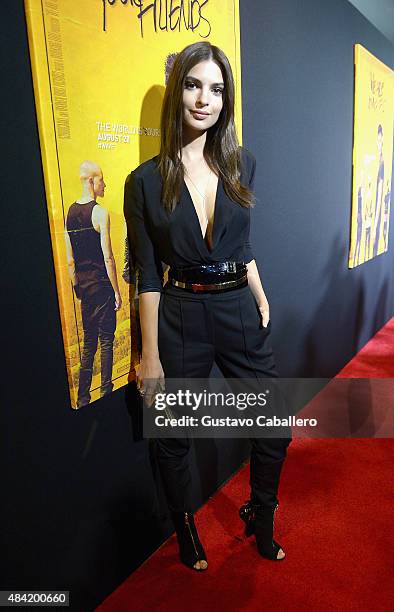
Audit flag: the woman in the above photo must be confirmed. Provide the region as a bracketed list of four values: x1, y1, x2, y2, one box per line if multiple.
[124, 41, 291, 571]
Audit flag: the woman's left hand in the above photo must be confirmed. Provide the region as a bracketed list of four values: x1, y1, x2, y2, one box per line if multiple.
[246, 260, 270, 328]
[258, 301, 270, 328]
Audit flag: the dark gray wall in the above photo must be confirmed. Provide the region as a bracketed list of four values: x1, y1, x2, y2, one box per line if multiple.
[241, 0, 394, 377]
[1, 1, 393, 611]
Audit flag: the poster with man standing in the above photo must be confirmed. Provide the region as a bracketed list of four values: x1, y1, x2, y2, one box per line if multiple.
[349, 44, 394, 268]
[24, 0, 243, 408]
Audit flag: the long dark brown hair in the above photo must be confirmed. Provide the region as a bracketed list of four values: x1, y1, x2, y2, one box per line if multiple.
[158, 41, 254, 212]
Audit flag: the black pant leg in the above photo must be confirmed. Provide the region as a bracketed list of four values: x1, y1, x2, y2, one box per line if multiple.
[213, 286, 291, 508]
[98, 293, 116, 396]
[154, 291, 214, 513]
[78, 299, 99, 407]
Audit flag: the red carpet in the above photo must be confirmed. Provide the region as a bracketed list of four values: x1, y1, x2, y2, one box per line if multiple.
[97, 318, 394, 611]
[295, 318, 394, 437]
[338, 317, 394, 377]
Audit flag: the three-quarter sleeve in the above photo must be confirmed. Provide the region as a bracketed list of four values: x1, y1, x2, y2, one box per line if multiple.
[244, 150, 256, 264]
[124, 171, 163, 294]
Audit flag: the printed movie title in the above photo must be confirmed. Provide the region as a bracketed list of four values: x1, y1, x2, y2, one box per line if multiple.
[101, 0, 211, 38]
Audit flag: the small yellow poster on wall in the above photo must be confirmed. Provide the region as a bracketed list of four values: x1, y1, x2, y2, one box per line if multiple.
[24, 0, 242, 409]
[349, 44, 394, 268]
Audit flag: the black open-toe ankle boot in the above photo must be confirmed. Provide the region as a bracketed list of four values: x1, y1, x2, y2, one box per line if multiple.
[239, 499, 257, 536]
[239, 501, 284, 561]
[254, 504, 284, 560]
[171, 511, 208, 571]
[243, 451, 289, 561]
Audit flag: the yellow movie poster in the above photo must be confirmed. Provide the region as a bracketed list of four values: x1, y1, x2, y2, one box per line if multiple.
[24, 0, 242, 409]
[349, 44, 394, 268]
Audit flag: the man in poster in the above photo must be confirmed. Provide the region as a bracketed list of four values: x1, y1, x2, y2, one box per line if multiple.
[372, 124, 385, 257]
[383, 180, 391, 251]
[353, 185, 363, 266]
[364, 176, 373, 260]
[65, 161, 122, 407]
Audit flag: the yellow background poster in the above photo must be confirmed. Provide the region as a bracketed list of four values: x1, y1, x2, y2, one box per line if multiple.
[25, 0, 242, 409]
[349, 44, 394, 268]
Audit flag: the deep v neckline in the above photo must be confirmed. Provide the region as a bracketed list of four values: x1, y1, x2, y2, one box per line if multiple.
[183, 174, 220, 252]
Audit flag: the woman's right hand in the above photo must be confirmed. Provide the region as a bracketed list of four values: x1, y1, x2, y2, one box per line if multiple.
[135, 291, 163, 406]
[136, 354, 165, 407]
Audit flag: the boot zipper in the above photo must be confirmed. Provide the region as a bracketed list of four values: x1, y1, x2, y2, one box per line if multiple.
[273, 503, 279, 528]
[184, 512, 199, 559]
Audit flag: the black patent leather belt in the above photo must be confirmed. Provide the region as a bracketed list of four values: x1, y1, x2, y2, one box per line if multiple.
[168, 261, 248, 293]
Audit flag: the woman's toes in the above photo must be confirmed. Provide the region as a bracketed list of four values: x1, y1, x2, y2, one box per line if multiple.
[277, 548, 285, 560]
[194, 559, 208, 570]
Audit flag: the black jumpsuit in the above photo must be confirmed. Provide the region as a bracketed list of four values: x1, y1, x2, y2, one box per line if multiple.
[124, 147, 291, 514]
